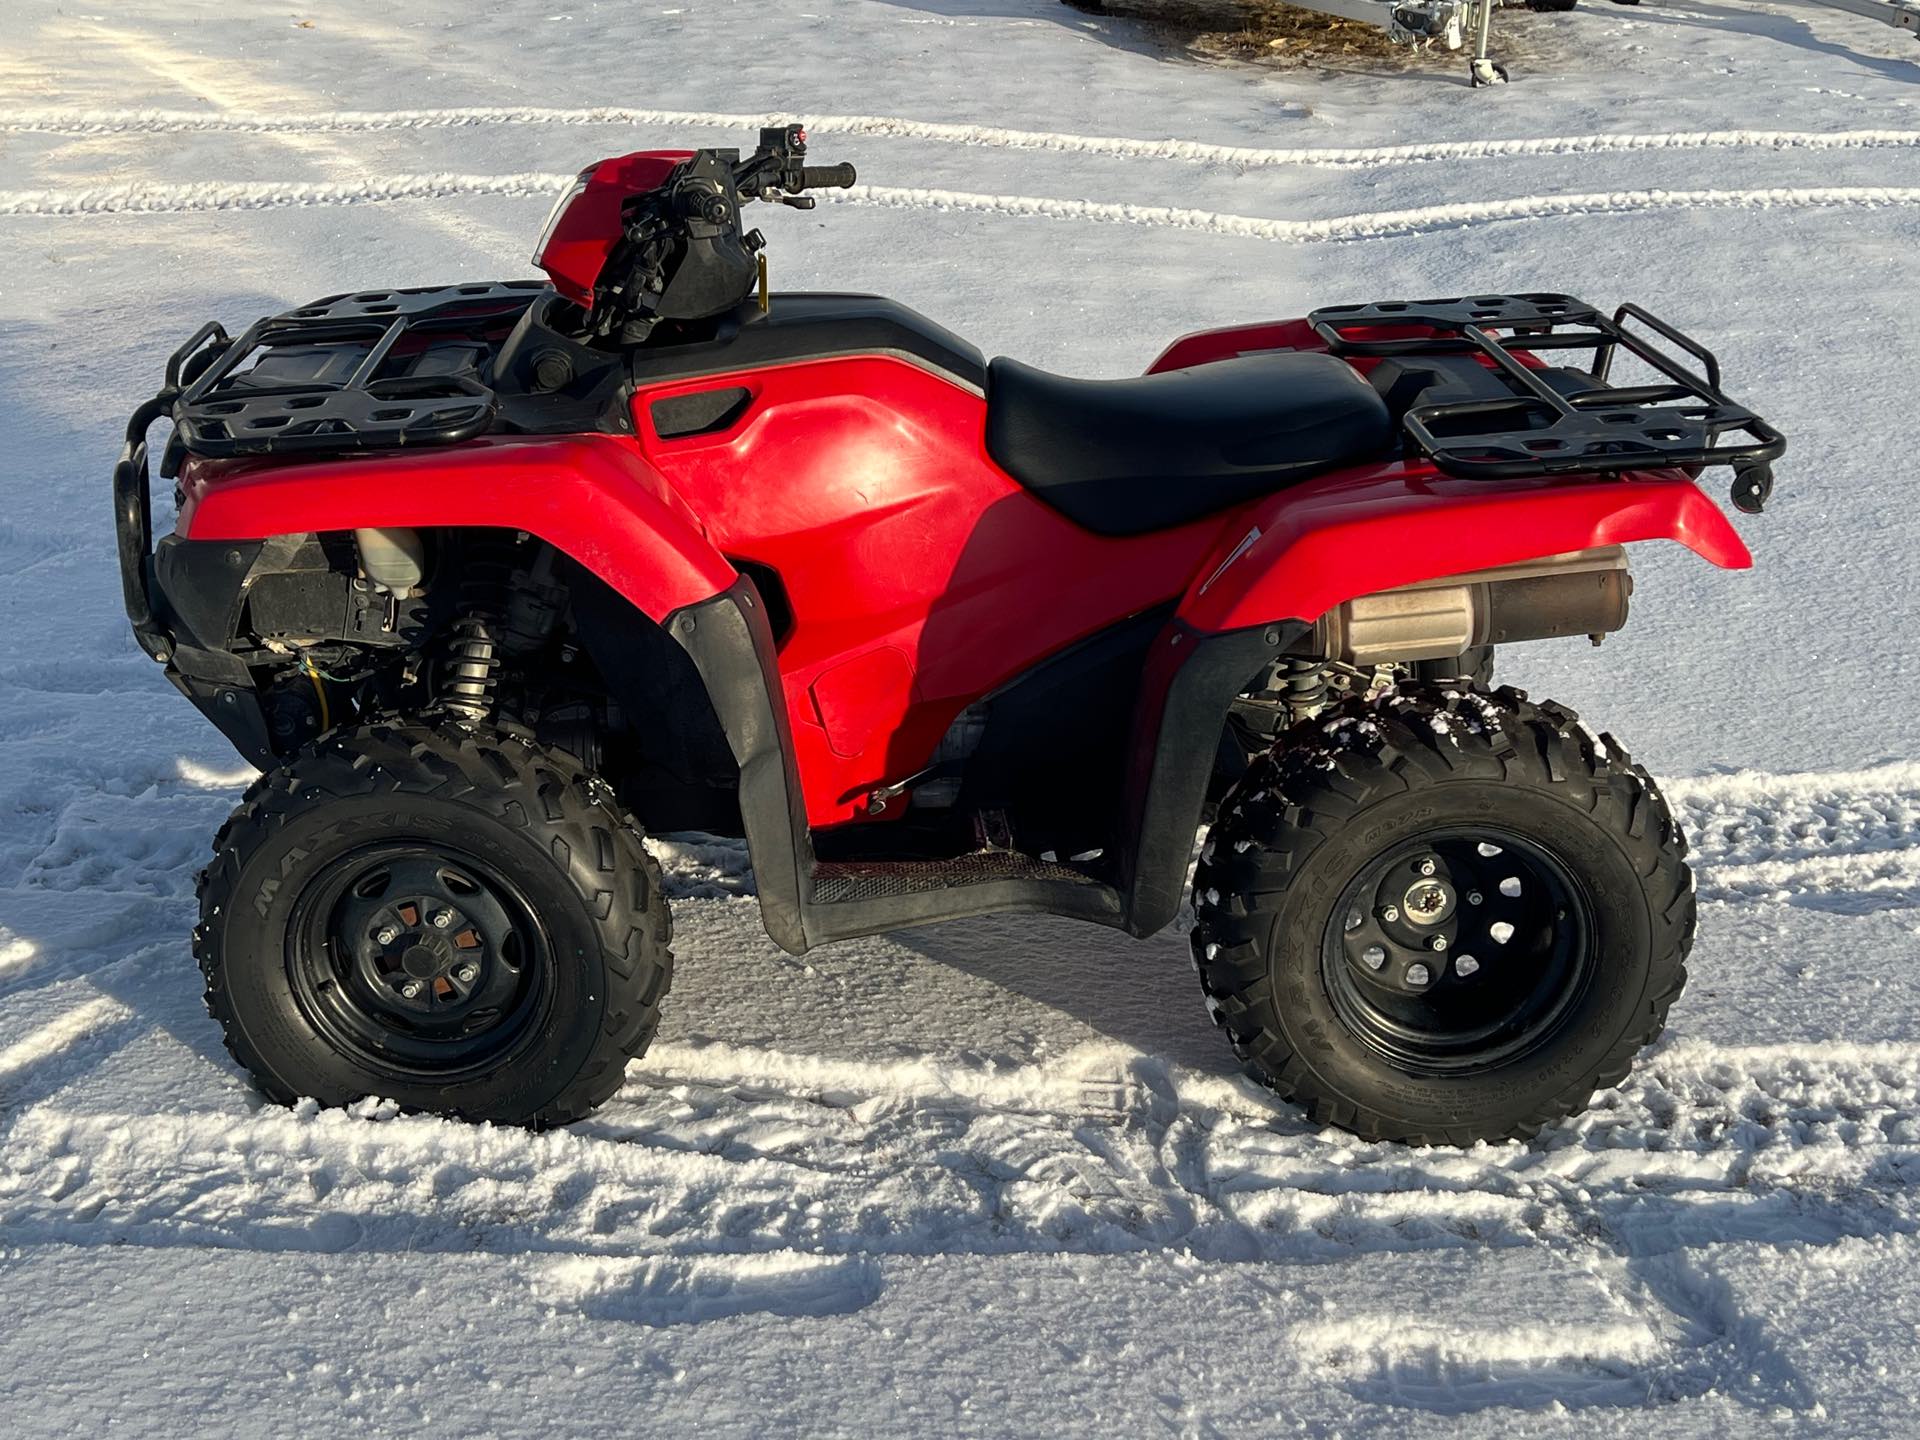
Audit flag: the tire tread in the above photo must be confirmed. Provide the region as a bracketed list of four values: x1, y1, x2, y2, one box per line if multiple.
[195, 722, 674, 1128]
[1191, 683, 1693, 1145]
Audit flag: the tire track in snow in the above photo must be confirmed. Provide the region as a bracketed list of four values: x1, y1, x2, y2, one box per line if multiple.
[64, 22, 527, 265]
[4, 1038, 1915, 1273]
[0, 171, 573, 216]
[646, 761, 1920, 911]
[7, 173, 1920, 244]
[1699, 848, 1920, 910]
[9, 105, 1920, 171]
[1667, 760, 1920, 910]
[0, 996, 130, 1087]
[845, 182, 1920, 242]
[6, 766, 1916, 1399]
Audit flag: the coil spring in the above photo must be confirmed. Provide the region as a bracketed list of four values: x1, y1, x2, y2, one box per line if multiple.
[443, 614, 500, 722]
[1276, 656, 1329, 726]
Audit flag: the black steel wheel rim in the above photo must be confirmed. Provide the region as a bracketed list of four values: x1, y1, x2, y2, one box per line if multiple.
[1318, 826, 1596, 1077]
[286, 842, 556, 1079]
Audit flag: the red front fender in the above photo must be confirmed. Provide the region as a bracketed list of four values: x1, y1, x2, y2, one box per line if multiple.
[180, 433, 735, 621]
[1177, 463, 1751, 635]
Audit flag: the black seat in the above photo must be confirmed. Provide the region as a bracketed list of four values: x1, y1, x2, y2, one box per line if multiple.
[985, 351, 1394, 536]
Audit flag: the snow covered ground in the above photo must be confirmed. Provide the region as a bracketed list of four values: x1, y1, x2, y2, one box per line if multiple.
[4, 0, 1920, 1434]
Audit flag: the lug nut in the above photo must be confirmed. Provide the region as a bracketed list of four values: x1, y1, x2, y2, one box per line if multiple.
[1430, 935, 1448, 951]
[1382, 906, 1400, 923]
[1406, 963, 1431, 987]
[1418, 858, 1437, 877]
[399, 980, 422, 999]
[375, 926, 400, 946]
[455, 964, 478, 985]
[432, 910, 455, 929]
[1467, 892, 1483, 906]
[1455, 955, 1480, 977]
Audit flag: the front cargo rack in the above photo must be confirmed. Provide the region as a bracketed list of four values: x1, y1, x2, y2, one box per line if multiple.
[166, 281, 549, 460]
[1308, 294, 1784, 513]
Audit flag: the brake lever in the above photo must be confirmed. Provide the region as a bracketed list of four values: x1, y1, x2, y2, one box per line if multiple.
[774, 194, 816, 210]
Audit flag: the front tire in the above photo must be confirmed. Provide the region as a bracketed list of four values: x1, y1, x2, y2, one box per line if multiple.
[196, 723, 672, 1127]
[1191, 685, 1691, 1145]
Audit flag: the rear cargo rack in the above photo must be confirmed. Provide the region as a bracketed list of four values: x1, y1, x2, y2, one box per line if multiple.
[1308, 294, 1784, 513]
[168, 281, 548, 460]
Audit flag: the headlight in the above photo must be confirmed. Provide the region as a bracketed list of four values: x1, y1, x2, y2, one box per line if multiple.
[530, 170, 595, 267]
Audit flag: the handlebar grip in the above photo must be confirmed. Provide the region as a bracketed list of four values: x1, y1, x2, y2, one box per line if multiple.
[800, 163, 857, 190]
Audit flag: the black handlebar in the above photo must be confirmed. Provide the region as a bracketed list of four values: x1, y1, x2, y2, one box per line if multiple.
[594, 126, 851, 338]
[799, 163, 857, 190]
[730, 126, 856, 202]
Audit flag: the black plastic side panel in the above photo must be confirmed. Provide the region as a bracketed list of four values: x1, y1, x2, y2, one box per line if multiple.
[664, 579, 813, 955]
[1120, 619, 1308, 937]
[154, 534, 266, 652]
[489, 299, 637, 437]
[632, 294, 987, 393]
[561, 559, 740, 829]
[663, 577, 1131, 950]
[952, 604, 1172, 858]
[801, 615, 1297, 945]
[145, 534, 277, 768]
[650, 386, 752, 439]
[803, 870, 1124, 946]
[661, 577, 1309, 950]
[169, 669, 276, 771]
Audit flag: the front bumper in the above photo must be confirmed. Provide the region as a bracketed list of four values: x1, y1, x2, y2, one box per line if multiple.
[112, 390, 178, 663]
[113, 324, 277, 769]
[113, 319, 235, 661]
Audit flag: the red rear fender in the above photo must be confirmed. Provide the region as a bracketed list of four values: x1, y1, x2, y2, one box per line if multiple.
[180, 434, 735, 621]
[1146, 317, 1323, 373]
[1147, 320, 1752, 632]
[1178, 465, 1751, 635]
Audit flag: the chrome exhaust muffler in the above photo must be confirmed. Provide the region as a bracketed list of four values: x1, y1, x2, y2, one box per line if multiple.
[1315, 546, 1632, 665]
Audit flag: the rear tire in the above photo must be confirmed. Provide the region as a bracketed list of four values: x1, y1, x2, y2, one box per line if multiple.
[196, 723, 672, 1127]
[1191, 684, 1691, 1145]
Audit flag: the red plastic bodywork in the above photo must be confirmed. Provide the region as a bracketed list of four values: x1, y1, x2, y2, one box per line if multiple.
[1145, 317, 1750, 628]
[632, 356, 1220, 823]
[178, 309, 1751, 831]
[534, 150, 692, 309]
[1177, 462, 1749, 635]
[181, 435, 736, 619]
[1149, 318, 1325, 372]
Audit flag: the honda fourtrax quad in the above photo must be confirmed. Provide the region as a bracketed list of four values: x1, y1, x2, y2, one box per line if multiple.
[115, 125, 1782, 1143]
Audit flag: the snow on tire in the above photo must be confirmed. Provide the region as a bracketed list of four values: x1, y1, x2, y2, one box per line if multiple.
[195, 723, 673, 1128]
[1191, 684, 1693, 1146]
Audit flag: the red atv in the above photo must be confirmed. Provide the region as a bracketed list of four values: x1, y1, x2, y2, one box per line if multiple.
[115, 125, 1781, 1143]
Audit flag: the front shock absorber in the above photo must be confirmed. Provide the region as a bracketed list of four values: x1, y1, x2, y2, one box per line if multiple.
[443, 615, 500, 722]
[1275, 656, 1329, 726]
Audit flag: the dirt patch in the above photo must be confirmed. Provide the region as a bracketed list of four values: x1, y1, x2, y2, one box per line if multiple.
[1062, 0, 1571, 75]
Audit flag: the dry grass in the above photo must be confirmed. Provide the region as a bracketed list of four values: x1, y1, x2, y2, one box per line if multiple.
[1061, 0, 1569, 74]
[1066, 0, 1413, 66]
